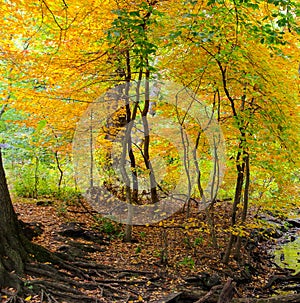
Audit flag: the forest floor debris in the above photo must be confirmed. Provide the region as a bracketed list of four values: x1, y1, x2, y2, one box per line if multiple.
[1, 197, 299, 303]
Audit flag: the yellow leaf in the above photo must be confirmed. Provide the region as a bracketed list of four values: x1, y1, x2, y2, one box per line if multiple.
[158, 222, 163, 226]
[25, 296, 32, 301]
[138, 295, 143, 301]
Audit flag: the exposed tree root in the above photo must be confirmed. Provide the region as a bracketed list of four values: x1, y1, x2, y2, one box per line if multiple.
[264, 271, 300, 289]
[4, 254, 158, 303]
[1, 214, 161, 303]
[6, 296, 25, 303]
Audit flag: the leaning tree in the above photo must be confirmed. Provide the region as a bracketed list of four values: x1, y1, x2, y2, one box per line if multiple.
[0, 148, 52, 290]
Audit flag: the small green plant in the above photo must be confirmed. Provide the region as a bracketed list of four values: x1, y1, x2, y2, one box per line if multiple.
[194, 236, 204, 246]
[101, 219, 117, 234]
[283, 221, 293, 231]
[135, 245, 142, 254]
[140, 231, 146, 238]
[183, 237, 191, 247]
[95, 216, 122, 237]
[57, 202, 67, 216]
[24, 281, 33, 290]
[178, 256, 195, 269]
[153, 249, 161, 258]
[55, 188, 82, 204]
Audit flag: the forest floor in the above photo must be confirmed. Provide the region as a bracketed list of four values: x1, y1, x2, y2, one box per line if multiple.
[2, 196, 299, 303]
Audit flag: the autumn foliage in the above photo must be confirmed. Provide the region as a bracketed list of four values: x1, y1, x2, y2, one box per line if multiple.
[0, 0, 299, 270]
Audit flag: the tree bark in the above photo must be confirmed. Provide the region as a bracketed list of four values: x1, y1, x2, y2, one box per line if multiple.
[0, 149, 49, 290]
[0, 148, 28, 288]
[217, 278, 236, 303]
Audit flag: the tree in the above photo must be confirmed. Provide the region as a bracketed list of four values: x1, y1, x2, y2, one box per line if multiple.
[161, 0, 300, 261]
[0, 0, 96, 292]
[0, 144, 53, 290]
[0, 147, 26, 288]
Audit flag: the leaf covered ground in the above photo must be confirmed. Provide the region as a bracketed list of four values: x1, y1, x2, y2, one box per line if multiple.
[2, 197, 298, 303]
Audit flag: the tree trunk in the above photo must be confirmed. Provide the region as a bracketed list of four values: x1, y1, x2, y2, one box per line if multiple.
[0, 149, 28, 288]
[0, 149, 50, 290]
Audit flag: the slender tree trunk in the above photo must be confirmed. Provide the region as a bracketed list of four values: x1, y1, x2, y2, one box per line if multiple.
[180, 125, 192, 216]
[55, 151, 63, 193]
[194, 132, 204, 199]
[223, 151, 245, 264]
[34, 155, 39, 198]
[234, 153, 250, 260]
[89, 109, 94, 189]
[122, 102, 134, 242]
[122, 51, 135, 241]
[142, 66, 158, 204]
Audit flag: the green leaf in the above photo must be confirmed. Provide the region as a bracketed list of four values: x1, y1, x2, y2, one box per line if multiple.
[36, 120, 47, 132]
[207, 0, 216, 5]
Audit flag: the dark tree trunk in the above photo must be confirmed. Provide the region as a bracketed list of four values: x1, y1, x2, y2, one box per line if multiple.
[0, 149, 49, 290]
[0, 149, 28, 289]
